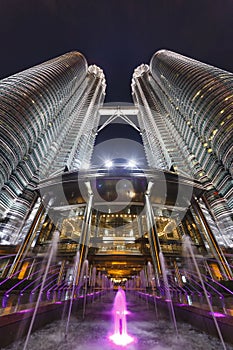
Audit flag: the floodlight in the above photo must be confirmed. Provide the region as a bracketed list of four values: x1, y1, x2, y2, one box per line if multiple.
[105, 160, 113, 168]
[127, 160, 136, 167]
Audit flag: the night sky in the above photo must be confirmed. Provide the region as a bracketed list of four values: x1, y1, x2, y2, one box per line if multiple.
[1, 0, 233, 103]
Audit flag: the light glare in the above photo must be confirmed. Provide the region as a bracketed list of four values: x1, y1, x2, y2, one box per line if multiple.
[128, 160, 136, 167]
[109, 333, 134, 346]
[105, 160, 113, 168]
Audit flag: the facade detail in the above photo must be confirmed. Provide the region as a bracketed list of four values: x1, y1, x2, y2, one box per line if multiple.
[0, 52, 106, 244]
[0, 50, 233, 337]
[132, 50, 233, 247]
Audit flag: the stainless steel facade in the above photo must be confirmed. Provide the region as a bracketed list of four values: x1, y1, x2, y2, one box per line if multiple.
[0, 50, 233, 295]
[132, 50, 233, 247]
[0, 52, 106, 244]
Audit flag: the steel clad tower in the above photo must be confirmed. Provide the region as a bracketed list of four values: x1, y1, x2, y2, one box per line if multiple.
[0, 52, 106, 244]
[132, 49, 233, 247]
[1, 49, 233, 295]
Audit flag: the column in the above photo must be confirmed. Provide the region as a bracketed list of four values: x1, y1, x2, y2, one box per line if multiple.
[192, 199, 233, 280]
[57, 260, 66, 285]
[145, 194, 162, 285]
[75, 192, 93, 285]
[173, 260, 183, 287]
[7, 202, 46, 277]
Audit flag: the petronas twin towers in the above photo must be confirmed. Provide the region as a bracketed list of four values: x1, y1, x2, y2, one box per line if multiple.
[132, 50, 233, 246]
[0, 52, 105, 243]
[0, 49, 232, 255]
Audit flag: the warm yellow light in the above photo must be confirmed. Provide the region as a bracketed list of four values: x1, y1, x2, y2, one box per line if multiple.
[111, 262, 127, 265]
[192, 90, 201, 100]
[128, 191, 135, 198]
[224, 94, 233, 101]
[18, 262, 29, 280]
[209, 263, 222, 279]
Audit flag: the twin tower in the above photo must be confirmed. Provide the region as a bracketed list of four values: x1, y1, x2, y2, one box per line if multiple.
[0, 49, 232, 253]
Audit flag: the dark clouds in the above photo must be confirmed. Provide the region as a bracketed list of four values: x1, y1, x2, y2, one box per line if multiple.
[1, 0, 233, 102]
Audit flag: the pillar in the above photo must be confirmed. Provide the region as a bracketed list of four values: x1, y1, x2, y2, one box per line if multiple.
[7, 202, 46, 277]
[75, 192, 93, 285]
[145, 194, 162, 285]
[192, 199, 233, 280]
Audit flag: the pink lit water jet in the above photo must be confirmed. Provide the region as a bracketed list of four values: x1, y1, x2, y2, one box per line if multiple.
[109, 288, 135, 346]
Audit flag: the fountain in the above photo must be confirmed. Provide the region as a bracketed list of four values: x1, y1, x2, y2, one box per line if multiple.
[22, 230, 59, 350]
[183, 235, 227, 350]
[109, 288, 135, 346]
[80, 260, 89, 320]
[147, 261, 159, 320]
[1, 282, 233, 349]
[159, 251, 178, 336]
[88, 266, 96, 302]
[64, 250, 80, 338]
[1, 241, 233, 349]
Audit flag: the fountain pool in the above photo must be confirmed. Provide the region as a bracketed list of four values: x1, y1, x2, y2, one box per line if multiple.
[2, 293, 233, 350]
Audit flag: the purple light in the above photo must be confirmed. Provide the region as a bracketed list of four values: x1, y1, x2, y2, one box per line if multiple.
[109, 288, 135, 347]
[109, 333, 135, 346]
[209, 312, 226, 318]
[18, 308, 34, 313]
[113, 310, 130, 316]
